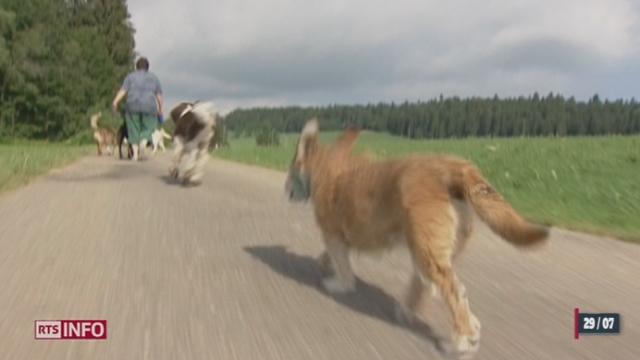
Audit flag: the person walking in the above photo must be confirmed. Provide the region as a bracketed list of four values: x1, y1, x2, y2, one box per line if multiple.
[112, 57, 164, 161]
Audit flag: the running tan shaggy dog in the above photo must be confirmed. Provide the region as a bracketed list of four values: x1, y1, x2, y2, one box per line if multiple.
[90, 112, 117, 156]
[285, 119, 549, 359]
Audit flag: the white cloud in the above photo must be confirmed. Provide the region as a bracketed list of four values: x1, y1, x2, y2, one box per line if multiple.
[127, 0, 640, 113]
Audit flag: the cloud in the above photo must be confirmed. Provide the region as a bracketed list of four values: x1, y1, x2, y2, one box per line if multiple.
[128, 0, 640, 113]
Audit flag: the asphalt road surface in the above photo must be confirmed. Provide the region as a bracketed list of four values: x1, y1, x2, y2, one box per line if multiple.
[0, 153, 638, 359]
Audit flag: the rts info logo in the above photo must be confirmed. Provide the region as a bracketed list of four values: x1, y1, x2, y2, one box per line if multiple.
[34, 320, 107, 340]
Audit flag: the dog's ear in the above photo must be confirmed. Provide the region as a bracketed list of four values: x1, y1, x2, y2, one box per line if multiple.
[334, 125, 360, 153]
[170, 102, 192, 122]
[296, 118, 319, 162]
[301, 118, 319, 137]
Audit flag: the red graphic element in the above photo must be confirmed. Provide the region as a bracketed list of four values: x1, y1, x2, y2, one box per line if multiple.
[34, 320, 107, 340]
[574, 308, 580, 340]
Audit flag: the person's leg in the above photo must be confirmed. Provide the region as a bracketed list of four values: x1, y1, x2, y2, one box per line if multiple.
[139, 114, 158, 156]
[124, 113, 142, 161]
[139, 139, 147, 159]
[139, 114, 157, 156]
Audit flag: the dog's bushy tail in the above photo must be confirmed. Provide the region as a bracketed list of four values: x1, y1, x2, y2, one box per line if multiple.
[90, 113, 101, 130]
[161, 129, 172, 139]
[453, 164, 549, 247]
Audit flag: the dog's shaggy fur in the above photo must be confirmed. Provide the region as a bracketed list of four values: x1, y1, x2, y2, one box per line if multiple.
[90, 113, 117, 156]
[168, 101, 216, 185]
[285, 119, 549, 358]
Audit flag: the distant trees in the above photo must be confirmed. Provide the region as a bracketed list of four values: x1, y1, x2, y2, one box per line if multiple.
[210, 117, 230, 149]
[255, 126, 280, 146]
[225, 93, 640, 138]
[0, 0, 135, 140]
[2, 1, 639, 142]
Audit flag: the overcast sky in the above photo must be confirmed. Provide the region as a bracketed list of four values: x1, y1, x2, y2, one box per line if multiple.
[128, 0, 640, 114]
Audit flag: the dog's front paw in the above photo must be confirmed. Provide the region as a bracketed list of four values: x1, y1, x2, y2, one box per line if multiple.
[322, 276, 355, 294]
[183, 178, 202, 187]
[189, 172, 204, 185]
[451, 333, 480, 360]
[450, 319, 481, 360]
[469, 313, 481, 336]
[316, 252, 333, 274]
[169, 167, 179, 179]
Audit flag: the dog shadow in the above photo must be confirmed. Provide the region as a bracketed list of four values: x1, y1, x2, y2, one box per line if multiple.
[158, 175, 201, 188]
[159, 174, 179, 185]
[244, 245, 448, 353]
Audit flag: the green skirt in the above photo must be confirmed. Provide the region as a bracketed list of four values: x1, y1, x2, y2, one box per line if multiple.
[124, 112, 157, 144]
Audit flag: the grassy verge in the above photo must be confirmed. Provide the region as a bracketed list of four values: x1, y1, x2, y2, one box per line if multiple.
[216, 132, 640, 241]
[0, 142, 93, 194]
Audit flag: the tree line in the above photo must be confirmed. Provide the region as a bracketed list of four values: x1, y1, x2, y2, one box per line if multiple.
[2, 0, 639, 142]
[0, 0, 135, 140]
[225, 93, 640, 138]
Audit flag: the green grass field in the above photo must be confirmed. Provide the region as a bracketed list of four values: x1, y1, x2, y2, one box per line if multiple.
[0, 143, 93, 194]
[216, 132, 640, 241]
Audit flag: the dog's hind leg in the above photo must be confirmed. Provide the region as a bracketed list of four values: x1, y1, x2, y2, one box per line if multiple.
[395, 271, 434, 324]
[118, 139, 124, 159]
[117, 128, 124, 159]
[321, 234, 356, 294]
[453, 199, 474, 258]
[169, 138, 184, 179]
[407, 202, 480, 358]
[188, 146, 209, 185]
[94, 132, 103, 156]
[179, 148, 198, 184]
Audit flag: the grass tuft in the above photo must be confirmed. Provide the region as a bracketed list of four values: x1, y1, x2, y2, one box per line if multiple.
[0, 142, 93, 194]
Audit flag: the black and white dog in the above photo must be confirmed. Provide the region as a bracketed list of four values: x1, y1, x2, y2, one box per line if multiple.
[168, 101, 216, 185]
[116, 121, 133, 159]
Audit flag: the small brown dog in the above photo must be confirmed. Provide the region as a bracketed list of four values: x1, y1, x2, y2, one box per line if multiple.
[168, 101, 216, 185]
[90, 113, 116, 156]
[285, 119, 549, 359]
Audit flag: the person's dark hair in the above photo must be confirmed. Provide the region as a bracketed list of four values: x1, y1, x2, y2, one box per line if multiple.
[135, 57, 149, 71]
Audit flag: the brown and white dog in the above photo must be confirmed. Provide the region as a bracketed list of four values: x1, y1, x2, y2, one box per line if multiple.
[285, 119, 549, 359]
[90, 113, 117, 156]
[168, 101, 216, 185]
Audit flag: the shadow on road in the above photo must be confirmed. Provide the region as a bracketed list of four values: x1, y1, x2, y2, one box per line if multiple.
[157, 175, 203, 188]
[48, 162, 148, 182]
[159, 175, 178, 185]
[244, 245, 448, 353]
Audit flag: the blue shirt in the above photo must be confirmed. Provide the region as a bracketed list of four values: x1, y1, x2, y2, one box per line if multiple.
[121, 70, 162, 115]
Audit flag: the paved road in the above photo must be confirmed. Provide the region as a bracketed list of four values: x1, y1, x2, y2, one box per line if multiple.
[0, 153, 638, 359]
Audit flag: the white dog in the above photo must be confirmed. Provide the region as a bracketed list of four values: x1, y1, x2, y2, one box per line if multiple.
[151, 128, 172, 153]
